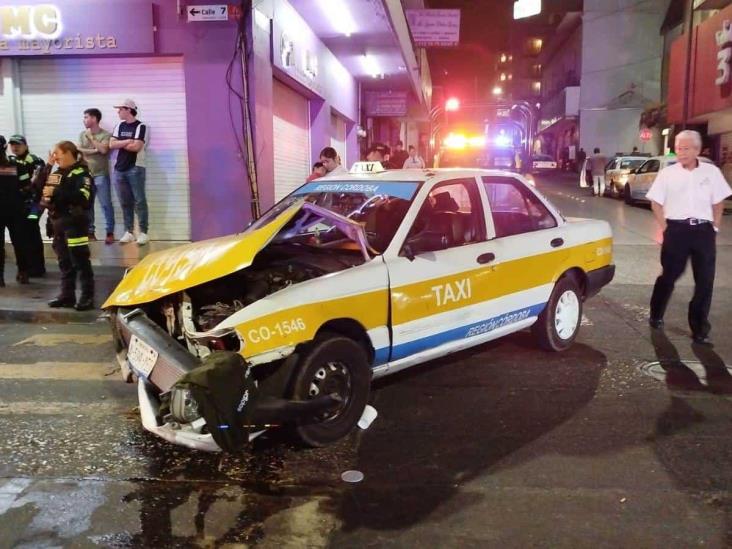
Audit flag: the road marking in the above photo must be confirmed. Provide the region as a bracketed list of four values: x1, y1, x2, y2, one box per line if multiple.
[0, 401, 128, 415]
[0, 478, 32, 515]
[12, 334, 112, 347]
[0, 362, 118, 380]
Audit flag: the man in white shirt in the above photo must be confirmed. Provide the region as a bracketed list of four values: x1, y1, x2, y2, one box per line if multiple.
[646, 130, 732, 345]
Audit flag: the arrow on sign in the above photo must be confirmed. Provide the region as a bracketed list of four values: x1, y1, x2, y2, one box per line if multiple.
[190, 8, 200, 15]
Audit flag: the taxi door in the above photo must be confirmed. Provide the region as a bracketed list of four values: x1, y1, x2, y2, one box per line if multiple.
[384, 176, 528, 373]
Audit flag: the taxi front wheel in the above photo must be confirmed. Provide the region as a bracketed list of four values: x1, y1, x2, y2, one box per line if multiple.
[290, 335, 371, 447]
[533, 276, 582, 352]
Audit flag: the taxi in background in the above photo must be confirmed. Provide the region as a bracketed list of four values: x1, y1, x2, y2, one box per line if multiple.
[624, 154, 713, 205]
[104, 162, 615, 453]
[604, 155, 648, 198]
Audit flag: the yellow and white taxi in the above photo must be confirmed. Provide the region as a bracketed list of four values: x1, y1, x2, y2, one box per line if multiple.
[104, 163, 615, 452]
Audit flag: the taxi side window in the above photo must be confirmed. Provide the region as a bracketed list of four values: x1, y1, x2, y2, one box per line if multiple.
[482, 176, 557, 238]
[639, 159, 659, 174]
[403, 178, 485, 255]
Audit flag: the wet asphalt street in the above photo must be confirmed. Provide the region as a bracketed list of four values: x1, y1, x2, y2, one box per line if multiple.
[1, 171, 732, 548]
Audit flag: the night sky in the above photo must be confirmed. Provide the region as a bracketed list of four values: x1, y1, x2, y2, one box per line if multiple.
[425, 0, 513, 101]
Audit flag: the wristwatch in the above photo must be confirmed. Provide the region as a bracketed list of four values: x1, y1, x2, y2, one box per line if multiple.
[713, 225, 719, 233]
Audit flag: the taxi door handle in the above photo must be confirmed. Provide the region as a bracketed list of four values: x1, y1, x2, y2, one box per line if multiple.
[551, 238, 564, 248]
[477, 252, 495, 264]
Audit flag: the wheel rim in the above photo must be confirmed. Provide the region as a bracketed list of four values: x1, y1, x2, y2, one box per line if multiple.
[307, 361, 352, 422]
[554, 290, 580, 340]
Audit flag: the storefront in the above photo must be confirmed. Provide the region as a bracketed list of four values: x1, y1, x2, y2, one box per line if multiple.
[250, 0, 360, 208]
[667, 1, 732, 180]
[0, 0, 246, 241]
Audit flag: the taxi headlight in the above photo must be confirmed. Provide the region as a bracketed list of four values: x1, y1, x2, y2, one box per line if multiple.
[169, 387, 201, 423]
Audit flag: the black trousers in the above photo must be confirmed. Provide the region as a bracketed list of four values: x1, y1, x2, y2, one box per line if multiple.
[51, 216, 94, 300]
[0, 208, 29, 279]
[650, 222, 716, 337]
[21, 215, 46, 276]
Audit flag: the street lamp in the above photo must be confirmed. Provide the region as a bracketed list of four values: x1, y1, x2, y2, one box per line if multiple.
[492, 86, 503, 97]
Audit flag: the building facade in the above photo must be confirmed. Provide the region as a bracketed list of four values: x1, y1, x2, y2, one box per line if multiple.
[0, 0, 430, 242]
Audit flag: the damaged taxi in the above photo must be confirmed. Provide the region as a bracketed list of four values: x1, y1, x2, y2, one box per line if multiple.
[104, 163, 615, 452]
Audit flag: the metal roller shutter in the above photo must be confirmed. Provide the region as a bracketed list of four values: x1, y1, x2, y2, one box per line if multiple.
[272, 79, 310, 201]
[0, 60, 15, 136]
[19, 56, 191, 241]
[330, 111, 346, 165]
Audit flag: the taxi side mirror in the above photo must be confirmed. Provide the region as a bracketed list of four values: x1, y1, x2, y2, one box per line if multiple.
[402, 232, 447, 260]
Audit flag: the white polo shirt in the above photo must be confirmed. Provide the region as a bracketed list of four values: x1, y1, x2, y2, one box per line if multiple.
[646, 160, 732, 221]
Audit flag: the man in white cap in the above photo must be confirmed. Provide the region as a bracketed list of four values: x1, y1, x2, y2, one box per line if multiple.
[109, 99, 149, 245]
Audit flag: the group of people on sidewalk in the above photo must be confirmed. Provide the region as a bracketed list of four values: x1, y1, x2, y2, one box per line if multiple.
[0, 99, 149, 310]
[307, 141, 426, 181]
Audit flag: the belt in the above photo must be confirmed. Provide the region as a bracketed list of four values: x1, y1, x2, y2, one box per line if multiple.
[667, 218, 712, 226]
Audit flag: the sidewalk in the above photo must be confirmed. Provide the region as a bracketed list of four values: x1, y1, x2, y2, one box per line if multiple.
[1, 241, 183, 323]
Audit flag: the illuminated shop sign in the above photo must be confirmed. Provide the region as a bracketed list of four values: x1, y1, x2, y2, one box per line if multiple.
[0, 5, 62, 39]
[0, 1, 153, 56]
[716, 19, 732, 86]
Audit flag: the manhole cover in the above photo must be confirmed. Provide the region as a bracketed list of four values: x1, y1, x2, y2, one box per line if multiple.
[341, 470, 364, 483]
[639, 360, 732, 391]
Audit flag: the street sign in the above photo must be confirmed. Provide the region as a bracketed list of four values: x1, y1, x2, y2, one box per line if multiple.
[187, 4, 228, 22]
[640, 127, 652, 141]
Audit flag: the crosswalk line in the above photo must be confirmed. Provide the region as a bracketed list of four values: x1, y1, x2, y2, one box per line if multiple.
[0, 362, 117, 380]
[12, 334, 112, 347]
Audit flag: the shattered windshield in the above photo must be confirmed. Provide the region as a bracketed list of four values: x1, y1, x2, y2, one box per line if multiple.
[249, 181, 421, 255]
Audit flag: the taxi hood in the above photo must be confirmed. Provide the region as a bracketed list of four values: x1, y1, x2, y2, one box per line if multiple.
[102, 202, 303, 308]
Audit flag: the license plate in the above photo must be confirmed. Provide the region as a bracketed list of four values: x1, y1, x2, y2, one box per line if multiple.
[535, 162, 554, 169]
[127, 335, 159, 377]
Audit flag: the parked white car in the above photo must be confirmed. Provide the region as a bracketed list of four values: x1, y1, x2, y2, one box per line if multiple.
[624, 155, 713, 205]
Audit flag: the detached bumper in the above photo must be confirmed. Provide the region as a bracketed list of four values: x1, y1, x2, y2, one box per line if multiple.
[586, 265, 615, 298]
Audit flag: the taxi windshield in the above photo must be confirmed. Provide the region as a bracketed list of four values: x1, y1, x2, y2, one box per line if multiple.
[249, 180, 420, 254]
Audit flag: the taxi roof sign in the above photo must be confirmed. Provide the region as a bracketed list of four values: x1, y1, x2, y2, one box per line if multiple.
[350, 161, 386, 174]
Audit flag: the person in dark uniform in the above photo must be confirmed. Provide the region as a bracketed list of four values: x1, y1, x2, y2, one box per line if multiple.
[8, 135, 46, 277]
[33, 141, 95, 310]
[647, 130, 732, 345]
[0, 135, 30, 286]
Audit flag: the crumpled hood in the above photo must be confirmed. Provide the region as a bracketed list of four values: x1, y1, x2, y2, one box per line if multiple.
[103, 203, 302, 308]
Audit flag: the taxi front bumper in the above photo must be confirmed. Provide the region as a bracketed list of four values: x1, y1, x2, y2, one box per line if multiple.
[112, 308, 342, 452]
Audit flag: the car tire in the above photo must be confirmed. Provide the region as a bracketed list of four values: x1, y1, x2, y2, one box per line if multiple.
[532, 275, 583, 352]
[624, 183, 635, 205]
[290, 335, 371, 447]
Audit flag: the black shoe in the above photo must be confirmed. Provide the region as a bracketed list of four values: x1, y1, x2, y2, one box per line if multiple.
[28, 269, 46, 278]
[649, 317, 664, 329]
[16, 271, 29, 284]
[692, 334, 714, 347]
[48, 297, 75, 308]
[74, 297, 94, 311]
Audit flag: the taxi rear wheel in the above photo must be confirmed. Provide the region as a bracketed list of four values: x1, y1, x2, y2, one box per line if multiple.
[533, 276, 582, 352]
[290, 335, 370, 447]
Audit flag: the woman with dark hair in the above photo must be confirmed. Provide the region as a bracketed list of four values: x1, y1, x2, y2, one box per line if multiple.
[0, 135, 31, 286]
[34, 141, 95, 310]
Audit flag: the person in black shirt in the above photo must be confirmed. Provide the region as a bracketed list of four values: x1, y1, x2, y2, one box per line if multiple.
[34, 141, 95, 311]
[8, 135, 46, 277]
[0, 136, 30, 286]
[110, 99, 149, 246]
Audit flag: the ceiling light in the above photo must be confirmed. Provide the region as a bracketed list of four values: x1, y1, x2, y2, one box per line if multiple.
[362, 54, 381, 78]
[318, 0, 357, 37]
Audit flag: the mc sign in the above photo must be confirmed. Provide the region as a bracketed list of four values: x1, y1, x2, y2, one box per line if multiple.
[0, 5, 62, 39]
